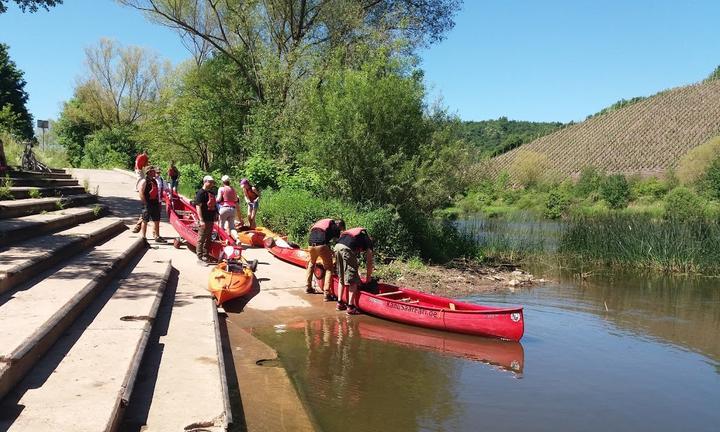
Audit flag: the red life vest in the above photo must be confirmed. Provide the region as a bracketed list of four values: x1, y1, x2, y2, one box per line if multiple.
[144, 178, 159, 202]
[342, 227, 366, 238]
[311, 218, 333, 232]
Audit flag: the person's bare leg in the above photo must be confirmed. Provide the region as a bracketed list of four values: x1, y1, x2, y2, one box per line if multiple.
[153, 221, 160, 239]
[141, 221, 148, 239]
[348, 283, 358, 308]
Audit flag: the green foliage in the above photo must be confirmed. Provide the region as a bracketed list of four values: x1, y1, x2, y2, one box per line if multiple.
[509, 150, 552, 187]
[459, 117, 565, 157]
[176, 163, 205, 197]
[575, 166, 605, 197]
[676, 136, 720, 185]
[600, 174, 630, 209]
[630, 176, 669, 200]
[0, 43, 33, 139]
[28, 187, 40, 199]
[0, 175, 13, 199]
[544, 188, 571, 219]
[242, 155, 283, 190]
[702, 156, 720, 199]
[80, 126, 138, 168]
[705, 65, 720, 82]
[55, 98, 98, 167]
[664, 187, 703, 222]
[561, 214, 720, 273]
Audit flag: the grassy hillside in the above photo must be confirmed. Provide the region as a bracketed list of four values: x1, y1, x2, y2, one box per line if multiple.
[492, 78, 720, 177]
[461, 117, 565, 156]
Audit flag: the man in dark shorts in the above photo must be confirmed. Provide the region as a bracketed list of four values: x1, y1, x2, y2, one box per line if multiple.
[137, 167, 165, 243]
[195, 175, 217, 264]
[333, 227, 374, 315]
[306, 218, 345, 300]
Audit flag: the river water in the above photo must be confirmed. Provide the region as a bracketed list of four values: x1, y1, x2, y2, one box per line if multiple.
[254, 269, 720, 432]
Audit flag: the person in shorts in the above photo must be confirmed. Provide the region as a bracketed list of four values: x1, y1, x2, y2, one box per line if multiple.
[195, 175, 218, 264]
[216, 175, 239, 236]
[240, 178, 260, 229]
[167, 161, 180, 193]
[306, 218, 345, 299]
[333, 227, 373, 315]
[137, 166, 165, 243]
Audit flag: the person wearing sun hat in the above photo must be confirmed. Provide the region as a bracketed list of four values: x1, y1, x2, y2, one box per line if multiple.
[216, 174, 239, 236]
[195, 175, 218, 264]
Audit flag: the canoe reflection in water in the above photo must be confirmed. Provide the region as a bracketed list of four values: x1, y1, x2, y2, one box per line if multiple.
[284, 316, 524, 377]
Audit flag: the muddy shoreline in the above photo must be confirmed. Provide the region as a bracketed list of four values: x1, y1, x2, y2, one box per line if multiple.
[378, 258, 547, 298]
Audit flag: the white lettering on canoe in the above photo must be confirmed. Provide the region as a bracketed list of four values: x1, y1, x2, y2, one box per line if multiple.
[385, 301, 440, 318]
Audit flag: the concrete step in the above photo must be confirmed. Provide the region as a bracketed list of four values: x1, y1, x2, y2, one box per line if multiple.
[0, 205, 107, 246]
[5, 170, 72, 180]
[0, 230, 147, 401]
[123, 252, 230, 432]
[0, 218, 126, 295]
[5, 178, 79, 188]
[0, 194, 98, 219]
[0, 250, 172, 432]
[6, 185, 86, 200]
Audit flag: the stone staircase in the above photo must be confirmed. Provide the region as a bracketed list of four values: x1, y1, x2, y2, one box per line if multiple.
[0, 168, 232, 431]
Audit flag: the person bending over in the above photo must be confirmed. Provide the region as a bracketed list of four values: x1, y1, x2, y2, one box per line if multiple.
[306, 218, 346, 300]
[333, 227, 373, 315]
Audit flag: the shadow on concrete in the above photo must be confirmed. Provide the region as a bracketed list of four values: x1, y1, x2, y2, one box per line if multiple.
[120, 267, 178, 432]
[0, 250, 148, 429]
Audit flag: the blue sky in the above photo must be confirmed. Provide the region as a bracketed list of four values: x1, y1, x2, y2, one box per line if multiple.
[1, 0, 719, 123]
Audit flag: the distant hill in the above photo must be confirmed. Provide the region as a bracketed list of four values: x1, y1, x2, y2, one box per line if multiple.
[492, 77, 720, 177]
[460, 117, 565, 157]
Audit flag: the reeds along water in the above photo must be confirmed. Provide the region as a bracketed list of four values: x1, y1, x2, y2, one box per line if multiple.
[460, 213, 720, 274]
[560, 214, 720, 273]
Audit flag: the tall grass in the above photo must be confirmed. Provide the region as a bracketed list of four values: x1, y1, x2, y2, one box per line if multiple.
[2, 132, 68, 168]
[560, 214, 720, 273]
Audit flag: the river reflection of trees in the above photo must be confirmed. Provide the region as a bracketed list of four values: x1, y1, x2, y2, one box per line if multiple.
[533, 267, 720, 362]
[256, 317, 522, 432]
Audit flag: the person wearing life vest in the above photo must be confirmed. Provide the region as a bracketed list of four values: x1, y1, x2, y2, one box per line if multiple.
[134, 150, 149, 192]
[137, 166, 166, 243]
[240, 178, 260, 229]
[333, 227, 373, 315]
[216, 175, 239, 236]
[167, 161, 180, 193]
[306, 218, 346, 299]
[195, 175, 218, 264]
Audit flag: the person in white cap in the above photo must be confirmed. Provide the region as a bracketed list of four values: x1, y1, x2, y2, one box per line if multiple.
[216, 175, 239, 236]
[195, 175, 217, 264]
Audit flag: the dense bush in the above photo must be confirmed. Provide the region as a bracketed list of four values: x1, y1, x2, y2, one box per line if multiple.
[664, 187, 703, 222]
[702, 156, 720, 199]
[544, 188, 571, 219]
[600, 174, 630, 209]
[676, 136, 720, 185]
[575, 166, 605, 197]
[80, 127, 138, 169]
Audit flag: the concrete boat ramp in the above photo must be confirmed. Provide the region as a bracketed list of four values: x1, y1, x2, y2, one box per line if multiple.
[0, 168, 328, 431]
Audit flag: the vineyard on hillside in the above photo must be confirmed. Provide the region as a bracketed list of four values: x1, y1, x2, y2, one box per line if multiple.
[492, 79, 720, 177]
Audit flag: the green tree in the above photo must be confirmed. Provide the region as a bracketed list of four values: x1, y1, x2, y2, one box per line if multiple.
[0, 43, 33, 139]
[118, 0, 461, 104]
[55, 97, 100, 167]
[600, 174, 630, 209]
[0, 0, 61, 13]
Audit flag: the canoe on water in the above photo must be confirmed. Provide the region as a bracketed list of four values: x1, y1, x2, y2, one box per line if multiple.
[207, 261, 255, 305]
[264, 238, 525, 341]
[165, 192, 244, 260]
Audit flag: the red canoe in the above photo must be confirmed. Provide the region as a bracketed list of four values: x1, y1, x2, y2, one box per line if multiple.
[265, 238, 524, 341]
[165, 193, 243, 260]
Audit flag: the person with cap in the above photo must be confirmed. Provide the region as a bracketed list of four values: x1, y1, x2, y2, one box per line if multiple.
[195, 175, 218, 264]
[240, 178, 260, 229]
[137, 166, 166, 243]
[216, 175, 239, 236]
[306, 218, 346, 300]
[333, 227, 374, 315]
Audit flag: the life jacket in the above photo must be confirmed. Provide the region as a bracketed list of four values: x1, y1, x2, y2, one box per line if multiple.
[244, 186, 258, 201]
[135, 154, 148, 170]
[342, 227, 366, 238]
[144, 178, 159, 202]
[219, 187, 238, 206]
[168, 166, 179, 179]
[207, 192, 217, 209]
[311, 219, 333, 232]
